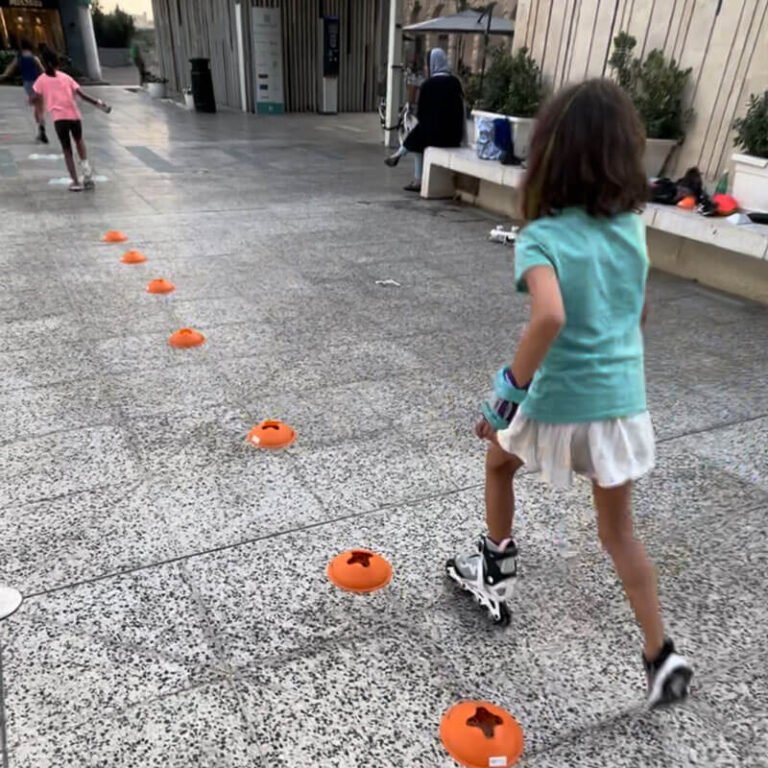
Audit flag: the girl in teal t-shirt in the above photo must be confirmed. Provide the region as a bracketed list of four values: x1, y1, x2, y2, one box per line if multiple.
[447, 79, 692, 708]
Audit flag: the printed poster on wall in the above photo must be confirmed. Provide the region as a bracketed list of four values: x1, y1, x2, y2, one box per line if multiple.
[251, 6, 285, 115]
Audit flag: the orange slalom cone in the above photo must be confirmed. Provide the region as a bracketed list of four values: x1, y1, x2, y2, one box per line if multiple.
[440, 701, 524, 768]
[146, 278, 175, 294]
[102, 230, 127, 243]
[168, 328, 205, 348]
[326, 549, 393, 593]
[121, 250, 147, 264]
[247, 420, 297, 450]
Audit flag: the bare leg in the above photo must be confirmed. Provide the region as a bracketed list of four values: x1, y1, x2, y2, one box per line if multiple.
[485, 442, 523, 542]
[62, 148, 79, 185]
[593, 482, 665, 659]
[74, 138, 88, 162]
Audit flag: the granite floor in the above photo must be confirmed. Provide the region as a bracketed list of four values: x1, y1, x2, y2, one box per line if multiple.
[0, 86, 767, 768]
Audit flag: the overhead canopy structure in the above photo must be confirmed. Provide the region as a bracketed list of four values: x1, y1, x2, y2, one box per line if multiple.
[403, 9, 514, 36]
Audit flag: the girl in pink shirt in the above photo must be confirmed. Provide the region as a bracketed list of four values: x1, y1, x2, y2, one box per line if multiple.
[33, 51, 111, 191]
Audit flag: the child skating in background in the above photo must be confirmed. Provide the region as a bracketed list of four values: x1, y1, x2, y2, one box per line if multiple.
[33, 50, 111, 191]
[446, 79, 693, 708]
[0, 39, 48, 144]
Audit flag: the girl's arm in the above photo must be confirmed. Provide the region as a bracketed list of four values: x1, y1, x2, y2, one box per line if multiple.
[75, 88, 102, 107]
[510, 265, 565, 385]
[34, 56, 44, 75]
[0, 59, 17, 81]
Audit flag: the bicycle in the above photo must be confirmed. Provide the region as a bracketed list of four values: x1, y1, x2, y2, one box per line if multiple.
[378, 97, 417, 147]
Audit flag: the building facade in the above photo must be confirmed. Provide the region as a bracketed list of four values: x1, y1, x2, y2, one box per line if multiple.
[513, 0, 768, 181]
[0, 0, 101, 80]
[152, 0, 390, 113]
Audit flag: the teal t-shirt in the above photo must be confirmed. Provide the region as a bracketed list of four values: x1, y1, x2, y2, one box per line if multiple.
[515, 208, 648, 424]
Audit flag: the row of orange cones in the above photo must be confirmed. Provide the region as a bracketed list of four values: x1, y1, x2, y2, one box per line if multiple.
[101, 228, 525, 768]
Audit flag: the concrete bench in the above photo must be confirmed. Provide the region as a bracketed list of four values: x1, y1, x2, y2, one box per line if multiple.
[421, 146, 768, 302]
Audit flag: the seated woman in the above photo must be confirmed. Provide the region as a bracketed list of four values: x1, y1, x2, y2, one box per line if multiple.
[385, 48, 465, 192]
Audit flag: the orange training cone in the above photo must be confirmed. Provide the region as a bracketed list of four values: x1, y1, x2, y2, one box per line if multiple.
[247, 420, 297, 450]
[440, 701, 524, 768]
[326, 549, 393, 593]
[121, 250, 147, 264]
[102, 230, 127, 243]
[168, 328, 205, 348]
[147, 278, 175, 294]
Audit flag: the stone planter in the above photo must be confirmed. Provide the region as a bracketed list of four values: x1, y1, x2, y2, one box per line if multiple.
[732, 153, 768, 212]
[98, 47, 130, 68]
[148, 82, 166, 100]
[644, 138, 677, 178]
[471, 110, 536, 160]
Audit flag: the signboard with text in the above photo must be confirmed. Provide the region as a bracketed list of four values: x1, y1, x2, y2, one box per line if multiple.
[251, 6, 285, 115]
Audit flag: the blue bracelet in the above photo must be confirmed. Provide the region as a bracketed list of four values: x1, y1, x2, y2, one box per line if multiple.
[494, 367, 529, 404]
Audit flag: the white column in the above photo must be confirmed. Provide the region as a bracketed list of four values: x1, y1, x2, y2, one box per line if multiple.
[77, 4, 102, 81]
[384, 0, 403, 148]
[235, 2, 248, 112]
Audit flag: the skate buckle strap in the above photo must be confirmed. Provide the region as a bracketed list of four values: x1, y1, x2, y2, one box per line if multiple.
[494, 367, 529, 404]
[481, 401, 511, 431]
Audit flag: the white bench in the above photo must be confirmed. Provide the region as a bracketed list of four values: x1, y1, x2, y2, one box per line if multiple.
[421, 146, 768, 302]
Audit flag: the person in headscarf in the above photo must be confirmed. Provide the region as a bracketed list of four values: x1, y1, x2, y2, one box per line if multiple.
[385, 48, 465, 192]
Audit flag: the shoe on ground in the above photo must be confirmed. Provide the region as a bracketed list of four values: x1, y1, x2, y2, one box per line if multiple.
[384, 154, 400, 168]
[0, 586, 23, 620]
[403, 180, 421, 192]
[644, 639, 693, 708]
[36, 130, 49, 144]
[69, 181, 84, 192]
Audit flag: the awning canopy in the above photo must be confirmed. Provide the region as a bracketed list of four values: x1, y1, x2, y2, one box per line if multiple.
[403, 9, 514, 36]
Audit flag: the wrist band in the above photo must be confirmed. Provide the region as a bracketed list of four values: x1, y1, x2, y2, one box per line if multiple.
[494, 367, 529, 404]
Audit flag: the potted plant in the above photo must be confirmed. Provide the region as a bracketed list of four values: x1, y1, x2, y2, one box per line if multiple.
[145, 72, 168, 100]
[609, 32, 693, 177]
[183, 87, 195, 110]
[732, 91, 768, 212]
[471, 47, 544, 159]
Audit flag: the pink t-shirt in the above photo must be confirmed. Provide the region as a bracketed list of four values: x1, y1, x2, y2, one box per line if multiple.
[33, 72, 81, 121]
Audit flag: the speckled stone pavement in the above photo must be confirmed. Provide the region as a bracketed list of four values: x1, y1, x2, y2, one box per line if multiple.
[0, 85, 766, 767]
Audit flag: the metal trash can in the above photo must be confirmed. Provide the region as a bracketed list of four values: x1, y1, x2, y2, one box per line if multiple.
[190, 58, 216, 113]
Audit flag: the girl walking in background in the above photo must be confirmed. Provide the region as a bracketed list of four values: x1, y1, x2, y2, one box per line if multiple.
[33, 50, 111, 191]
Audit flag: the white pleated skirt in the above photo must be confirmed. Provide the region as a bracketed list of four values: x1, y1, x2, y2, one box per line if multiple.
[496, 410, 655, 489]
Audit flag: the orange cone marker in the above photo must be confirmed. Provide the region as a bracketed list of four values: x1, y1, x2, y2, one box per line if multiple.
[247, 420, 297, 450]
[168, 328, 205, 348]
[121, 250, 147, 264]
[146, 278, 175, 294]
[440, 701, 524, 768]
[326, 549, 393, 593]
[102, 230, 127, 243]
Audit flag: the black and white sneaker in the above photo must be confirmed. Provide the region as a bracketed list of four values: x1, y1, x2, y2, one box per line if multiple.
[644, 639, 693, 708]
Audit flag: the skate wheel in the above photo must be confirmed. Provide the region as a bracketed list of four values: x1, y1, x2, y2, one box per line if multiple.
[327, 549, 392, 593]
[440, 700, 524, 767]
[493, 603, 511, 627]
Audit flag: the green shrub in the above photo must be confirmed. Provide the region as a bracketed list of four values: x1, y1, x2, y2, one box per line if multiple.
[92, 2, 135, 48]
[733, 91, 768, 158]
[609, 32, 693, 140]
[478, 46, 544, 117]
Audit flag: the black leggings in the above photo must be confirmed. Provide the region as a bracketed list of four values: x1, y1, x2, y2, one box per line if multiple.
[54, 119, 83, 153]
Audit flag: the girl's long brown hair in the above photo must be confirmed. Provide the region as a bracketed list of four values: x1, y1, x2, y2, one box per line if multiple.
[521, 79, 648, 221]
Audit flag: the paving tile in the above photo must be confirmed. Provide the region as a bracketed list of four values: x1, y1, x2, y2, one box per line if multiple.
[0, 482, 182, 593]
[0, 426, 141, 507]
[0, 564, 221, 747]
[9, 682, 257, 768]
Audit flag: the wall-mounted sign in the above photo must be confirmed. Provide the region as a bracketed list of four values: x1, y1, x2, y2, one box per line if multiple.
[251, 6, 285, 115]
[0, 0, 59, 9]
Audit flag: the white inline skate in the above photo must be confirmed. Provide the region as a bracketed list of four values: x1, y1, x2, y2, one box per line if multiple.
[81, 158, 95, 190]
[446, 535, 518, 626]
